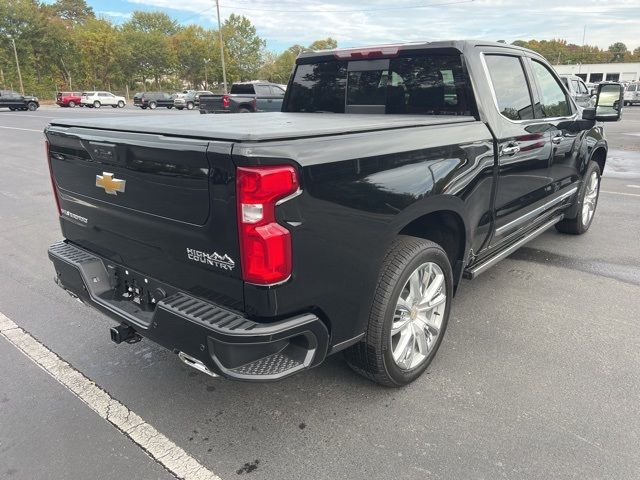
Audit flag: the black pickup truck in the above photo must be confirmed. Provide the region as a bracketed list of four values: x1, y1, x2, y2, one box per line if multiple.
[46, 41, 623, 386]
[199, 82, 286, 114]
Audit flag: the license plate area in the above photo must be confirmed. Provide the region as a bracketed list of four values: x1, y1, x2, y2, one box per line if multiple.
[97, 263, 178, 327]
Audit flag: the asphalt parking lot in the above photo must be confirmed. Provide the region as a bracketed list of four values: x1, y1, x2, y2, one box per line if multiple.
[1, 105, 639, 480]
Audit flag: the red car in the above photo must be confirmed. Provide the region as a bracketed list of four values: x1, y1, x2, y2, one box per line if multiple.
[56, 91, 83, 108]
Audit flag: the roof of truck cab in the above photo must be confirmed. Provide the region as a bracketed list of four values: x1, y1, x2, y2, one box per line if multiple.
[48, 112, 477, 142]
[297, 39, 532, 60]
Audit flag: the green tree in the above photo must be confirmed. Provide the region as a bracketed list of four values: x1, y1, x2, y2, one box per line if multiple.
[308, 38, 338, 51]
[608, 42, 628, 62]
[219, 14, 266, 82]
[122, 12, 179, 88]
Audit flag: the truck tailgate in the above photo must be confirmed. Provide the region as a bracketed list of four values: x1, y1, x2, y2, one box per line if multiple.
[45, 125, 243, 309]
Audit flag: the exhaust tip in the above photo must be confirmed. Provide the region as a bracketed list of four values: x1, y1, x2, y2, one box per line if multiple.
[178, 351, 219, 378]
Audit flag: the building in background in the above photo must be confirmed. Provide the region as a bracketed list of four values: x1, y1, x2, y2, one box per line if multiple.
[554, 63, 640, 83]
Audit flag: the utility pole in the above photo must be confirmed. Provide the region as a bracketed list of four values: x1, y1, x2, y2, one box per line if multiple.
[8, 36, 24, 95]
[204, 58, 210, 89]
[215, 0, 228, 93]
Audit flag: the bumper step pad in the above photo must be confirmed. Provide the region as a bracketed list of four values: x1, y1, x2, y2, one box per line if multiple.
[48, 240, 329, 381]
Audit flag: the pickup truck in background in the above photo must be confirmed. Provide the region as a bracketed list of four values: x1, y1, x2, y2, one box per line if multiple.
[45, 41, 623, 387]
[559, 74, 594, 108]
[199, 82, 286, 114]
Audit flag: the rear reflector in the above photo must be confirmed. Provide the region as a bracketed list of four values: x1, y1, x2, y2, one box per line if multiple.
[237, 166, 299, 285]
[45, 140, 62, 216]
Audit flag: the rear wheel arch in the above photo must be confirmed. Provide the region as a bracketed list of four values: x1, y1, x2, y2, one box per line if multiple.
[397, 208, 468, 288]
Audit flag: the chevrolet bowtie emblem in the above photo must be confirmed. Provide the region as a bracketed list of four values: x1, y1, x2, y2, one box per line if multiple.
[96, 172, 126, 195]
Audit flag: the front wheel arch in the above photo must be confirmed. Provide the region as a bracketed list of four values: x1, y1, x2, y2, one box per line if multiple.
[590, 147, 607, 175]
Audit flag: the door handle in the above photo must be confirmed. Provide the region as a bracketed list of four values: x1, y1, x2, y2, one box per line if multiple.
[551, 135, 563, 145]
[501, 144, 520, 156]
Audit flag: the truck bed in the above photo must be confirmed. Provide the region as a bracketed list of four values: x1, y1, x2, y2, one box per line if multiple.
[49, 112, 476, 142]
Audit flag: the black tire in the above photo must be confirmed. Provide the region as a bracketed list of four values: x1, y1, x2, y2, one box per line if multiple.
[344, 236, 453, 387]
[555, 161, 601, 235]
[149, 101, 157, 110]
[9, 107, 15, 111]
[167, 105, 172, 109]
[111, 104, 118, 108]
[176, 107, 184, 110]
[68, 101, 76, 108]
[93, 101, 101, 108]
[186, 102, 194, 110]
[141, 106, 147, 110]
[239, 107, 251, 113]
[118, 100, 125, 108]
[27, 102, 38, 111]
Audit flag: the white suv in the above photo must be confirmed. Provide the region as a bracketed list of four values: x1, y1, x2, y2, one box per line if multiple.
[81, 91, 126, 108]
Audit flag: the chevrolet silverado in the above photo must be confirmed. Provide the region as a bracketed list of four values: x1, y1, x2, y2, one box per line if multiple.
[46, 41, 623, 386]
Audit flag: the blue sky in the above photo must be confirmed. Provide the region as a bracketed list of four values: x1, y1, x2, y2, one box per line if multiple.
[87, 0, 640, 53]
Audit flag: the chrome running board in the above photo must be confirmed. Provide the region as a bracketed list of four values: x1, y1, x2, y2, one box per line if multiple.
[464, 215, 564, 279]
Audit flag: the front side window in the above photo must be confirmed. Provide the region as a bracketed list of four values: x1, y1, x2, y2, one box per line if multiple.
[531, 61, 572, 117]
[485, 55, 534, 121]
[577, 81, 588, 94]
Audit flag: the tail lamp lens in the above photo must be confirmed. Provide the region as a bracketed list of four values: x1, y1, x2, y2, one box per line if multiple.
[237, 166, 299, 285]
[222, 95, 230, 108]
[46, 140, 62, 216]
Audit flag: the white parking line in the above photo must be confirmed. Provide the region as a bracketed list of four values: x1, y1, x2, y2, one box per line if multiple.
[0, 125, 42, 132]
[602, 190, 640, 198]
[0, 311, 221, 480]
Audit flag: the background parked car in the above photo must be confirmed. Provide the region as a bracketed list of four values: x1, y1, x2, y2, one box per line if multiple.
[133, 92, 174, 109]
[173, 90, 211, 110]
[199, 82, 286, 114]
[81, 91, 126, 108]
[56, 91, 82, 108]
[559, 74, 594, 108]
[0, 90, 39, 111]
[623, 83, 640, 106]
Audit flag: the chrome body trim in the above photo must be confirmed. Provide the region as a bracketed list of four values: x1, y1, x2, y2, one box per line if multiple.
[495, 187, 577, 236]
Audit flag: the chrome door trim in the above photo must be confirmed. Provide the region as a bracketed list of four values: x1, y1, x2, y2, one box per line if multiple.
[495, 186, 578, 236]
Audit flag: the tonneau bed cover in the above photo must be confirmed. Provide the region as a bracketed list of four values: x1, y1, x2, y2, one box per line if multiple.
[48, 112, 476, 142]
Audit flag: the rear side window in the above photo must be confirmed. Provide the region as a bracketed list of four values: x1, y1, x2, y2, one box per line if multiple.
[231, 84, 255, 94]
[628, 85, 637, 92]
[531, 60, 572, 117]
[254, 85, 271, 96]
[484, 55, 534, 121]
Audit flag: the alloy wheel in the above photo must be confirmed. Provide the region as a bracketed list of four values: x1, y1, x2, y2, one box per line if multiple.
[391, 262, 447, 370]
[581, 171, 599, 227]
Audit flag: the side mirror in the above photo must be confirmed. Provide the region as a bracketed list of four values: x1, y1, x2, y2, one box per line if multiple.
[593, 83, 623, 122]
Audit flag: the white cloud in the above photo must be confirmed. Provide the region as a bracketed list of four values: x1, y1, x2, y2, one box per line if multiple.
[98, 10, 133, 19]
[125, 0, 640, 51]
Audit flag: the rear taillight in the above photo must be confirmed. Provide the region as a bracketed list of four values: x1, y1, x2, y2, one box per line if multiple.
[222, 95, 230, 108]
[237, 166, 299, 285]
[46, 140, 61, 216]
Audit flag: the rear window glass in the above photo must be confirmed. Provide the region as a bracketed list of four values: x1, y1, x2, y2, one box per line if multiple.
[231, 84, 255, 94]
[286, 54, 472, 115]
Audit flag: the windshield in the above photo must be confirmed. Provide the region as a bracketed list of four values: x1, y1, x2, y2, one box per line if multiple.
[285, 53, 473, 115]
